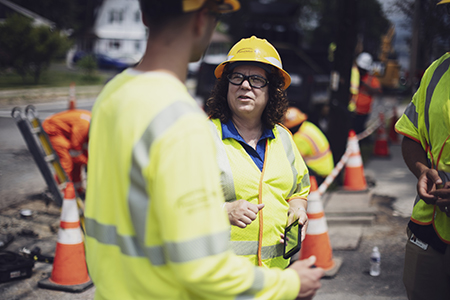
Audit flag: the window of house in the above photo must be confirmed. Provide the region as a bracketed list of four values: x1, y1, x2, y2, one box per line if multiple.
[109, 9, 124, 24]
[135, 11, 140, 23]
[109, 40, 121, 50]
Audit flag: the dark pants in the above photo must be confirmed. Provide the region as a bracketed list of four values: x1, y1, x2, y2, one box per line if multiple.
[403, 228, 450, 300]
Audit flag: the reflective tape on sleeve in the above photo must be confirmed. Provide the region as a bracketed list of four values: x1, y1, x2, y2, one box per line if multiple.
[403, 102, 418, 129]
[236, 267, 265, 299]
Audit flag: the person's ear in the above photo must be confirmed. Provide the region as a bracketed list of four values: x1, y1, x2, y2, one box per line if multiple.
[192, 8, 212, 38]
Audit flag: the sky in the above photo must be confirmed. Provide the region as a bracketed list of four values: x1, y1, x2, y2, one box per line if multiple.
[378, 0, 411, 70]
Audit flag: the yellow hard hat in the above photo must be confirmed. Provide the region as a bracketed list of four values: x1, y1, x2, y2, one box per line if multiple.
[183, 0, 240, 13]
[214, 36, 291, 89]
[437, 0, 450, 4]
[283, 107, 307, 129]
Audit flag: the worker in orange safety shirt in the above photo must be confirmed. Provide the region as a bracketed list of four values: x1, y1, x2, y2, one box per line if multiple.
[42, 109, 91, 199]
[353, 52, 382, 135]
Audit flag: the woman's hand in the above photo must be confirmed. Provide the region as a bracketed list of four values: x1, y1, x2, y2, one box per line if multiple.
[280, 198, 308, 243]
[224, 200, 264, 228]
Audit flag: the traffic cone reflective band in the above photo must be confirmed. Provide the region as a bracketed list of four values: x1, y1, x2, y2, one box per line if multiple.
[373, 112, 390, 157]
[38, 183, 93, 292]
[68, 82, 76, 110]
[389, 106, 400, 144]
[300, 176, 342, 277]
[343, 130, 367, 191]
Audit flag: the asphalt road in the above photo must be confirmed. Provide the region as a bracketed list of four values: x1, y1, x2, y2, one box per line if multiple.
[0, 100, 95, 211]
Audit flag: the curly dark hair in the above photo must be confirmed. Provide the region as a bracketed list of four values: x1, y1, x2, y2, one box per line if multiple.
[205, 64, 289, 129]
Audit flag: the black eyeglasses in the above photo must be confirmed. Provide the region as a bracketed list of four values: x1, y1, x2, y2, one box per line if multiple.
[227, 72, 269, 88]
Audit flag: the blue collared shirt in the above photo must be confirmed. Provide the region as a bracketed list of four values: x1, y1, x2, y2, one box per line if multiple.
[221, 120, 275, 171]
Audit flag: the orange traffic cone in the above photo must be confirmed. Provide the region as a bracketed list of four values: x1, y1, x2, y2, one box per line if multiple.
[373, 112, 390, 157]
[343, 130, 367, 191]
[300, 176, 342, 277]
[68, 82, 76, 110]
[38, 183, 93, 292]
[389, 106, 400, 145]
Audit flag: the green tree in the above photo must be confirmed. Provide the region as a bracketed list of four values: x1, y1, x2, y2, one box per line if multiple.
[309, 0, 390, 57]
[10, 0, 103, 39]
[0, 14, 71, 83]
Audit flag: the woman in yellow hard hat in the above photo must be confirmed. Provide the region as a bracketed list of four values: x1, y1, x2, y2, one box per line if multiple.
[206, 36, 310, 269]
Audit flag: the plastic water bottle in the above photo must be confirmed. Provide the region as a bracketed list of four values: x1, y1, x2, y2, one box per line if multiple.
[370, 246, 381, 276]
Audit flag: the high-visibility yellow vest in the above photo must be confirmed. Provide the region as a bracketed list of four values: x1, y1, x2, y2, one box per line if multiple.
[210, 118, 310, 269]
[292, 121, 334, 177]
[348, 65, 360, 112]
[350, 65, 360, 96]
[84, 71, 300, 300]
[395, 52, 450, 244]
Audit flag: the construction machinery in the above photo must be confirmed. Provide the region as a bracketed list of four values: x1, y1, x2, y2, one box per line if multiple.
[373, 25, 401, 90]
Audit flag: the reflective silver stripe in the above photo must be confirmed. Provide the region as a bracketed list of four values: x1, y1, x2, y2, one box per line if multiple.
[86, 217, 231, 265]
[236, 267, 265, 300]
[209, 120, 237, 202]
[230, 240, 284, 260]
[403, 102, 418, 129]
[166, 230, 230, 263]
[277, 124, 298, 198]
[85, 217, 165, 264]
[69, 149, 83, 157]
[300, 174, 310, 194]
[128, 101, 202, 260]
[424, 56, 450, 151]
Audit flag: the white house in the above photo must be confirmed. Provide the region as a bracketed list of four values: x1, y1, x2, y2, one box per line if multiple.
[85, 0, 231, 69]
[92, 0, 147, 64]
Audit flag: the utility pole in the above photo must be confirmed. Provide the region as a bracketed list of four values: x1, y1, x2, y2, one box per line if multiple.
[327, 0, 359, 167]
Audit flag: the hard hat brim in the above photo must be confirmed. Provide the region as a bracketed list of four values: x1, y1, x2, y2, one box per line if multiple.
[184, 0, 240, 13]
[437, 0, 450, 4]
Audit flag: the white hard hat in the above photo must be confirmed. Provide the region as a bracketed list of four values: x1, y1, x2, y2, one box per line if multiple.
[356, 52, 373, 71]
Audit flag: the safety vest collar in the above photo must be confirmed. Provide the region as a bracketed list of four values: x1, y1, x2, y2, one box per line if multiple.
[221, 119, 275, 142]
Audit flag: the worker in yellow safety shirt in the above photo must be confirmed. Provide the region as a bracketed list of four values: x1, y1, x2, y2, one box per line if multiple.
[284, 107, 334, 186]
[395, 2, 450, 298]
[84, 1, 323, 300]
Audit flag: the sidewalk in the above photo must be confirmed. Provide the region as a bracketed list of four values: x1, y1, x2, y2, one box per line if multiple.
[0, 86, 103, 109]
[315, 139, 413, 299]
